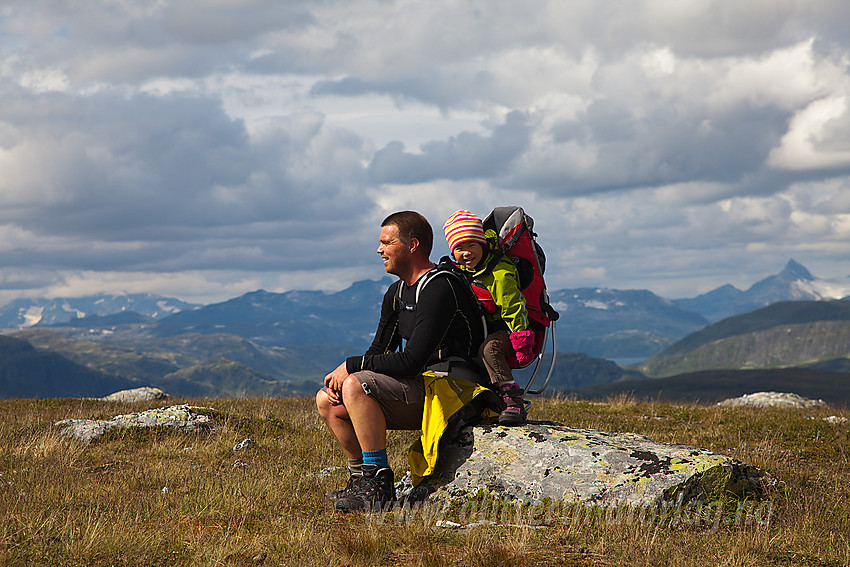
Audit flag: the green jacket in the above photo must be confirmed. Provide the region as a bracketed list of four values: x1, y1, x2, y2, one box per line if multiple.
[458, 248, 528, 333]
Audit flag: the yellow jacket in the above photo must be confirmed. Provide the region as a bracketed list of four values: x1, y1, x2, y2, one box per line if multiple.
[408, 371, 500, 486]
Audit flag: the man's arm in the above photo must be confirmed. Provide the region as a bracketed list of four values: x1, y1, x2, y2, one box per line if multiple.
[324, 282, 401, 405]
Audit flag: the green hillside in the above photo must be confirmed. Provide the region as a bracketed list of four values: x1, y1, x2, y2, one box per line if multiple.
[9, 329, 329, 397]
[528, 352, 647, 391]
[158, 358, 314, 397]
[655, 300, 850, 357]
[0, 335, 138, 399]
[638, 301, 850, 378]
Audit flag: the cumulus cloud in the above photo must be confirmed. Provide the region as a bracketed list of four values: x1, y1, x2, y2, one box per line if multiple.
[0, 86, 376, 279]
[769, 95, 850, 170]
[0, 0, 849, 304]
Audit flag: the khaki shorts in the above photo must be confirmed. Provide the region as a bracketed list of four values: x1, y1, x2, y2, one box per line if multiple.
[353, 370, 425, 430]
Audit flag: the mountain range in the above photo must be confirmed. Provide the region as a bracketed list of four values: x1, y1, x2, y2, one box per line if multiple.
[0, 293, 199, 328]
[549, 288, 709, 359]
[674, 259, 850, 322]
[1, 259, 849, 400]
[9, 259, 843, 361]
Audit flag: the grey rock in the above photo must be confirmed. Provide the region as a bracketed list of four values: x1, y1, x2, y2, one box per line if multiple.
[233, 438, 255, 452]
[717, 391, 825, 409]
[100, 387, 169, 403]
[406, 421, 770, 508]
[55, 404, 213, 443]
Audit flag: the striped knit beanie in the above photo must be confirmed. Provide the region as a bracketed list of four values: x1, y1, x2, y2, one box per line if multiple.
[444, 210, 487, 251]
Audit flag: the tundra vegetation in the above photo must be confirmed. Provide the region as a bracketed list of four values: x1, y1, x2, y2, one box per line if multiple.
[0, 394, 847, 566]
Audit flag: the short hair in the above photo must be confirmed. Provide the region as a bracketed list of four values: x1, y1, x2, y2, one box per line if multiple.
[381, 211, 433, 257]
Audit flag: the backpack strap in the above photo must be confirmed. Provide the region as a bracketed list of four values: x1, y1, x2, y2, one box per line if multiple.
[399, 262, 489, 369]
[393, 265, 442, 310]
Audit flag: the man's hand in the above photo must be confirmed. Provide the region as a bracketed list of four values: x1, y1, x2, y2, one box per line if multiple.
[323, 362, 349, 405]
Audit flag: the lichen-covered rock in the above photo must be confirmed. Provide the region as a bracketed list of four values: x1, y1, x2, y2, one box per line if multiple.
[409, 421, 770, 508]
[55, 404, 213, 443]
[100, 387, 169, 403]
[717, 391, 825, 409]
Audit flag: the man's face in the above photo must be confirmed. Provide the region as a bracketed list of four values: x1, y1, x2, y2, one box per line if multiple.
[377, 224, 410, 276]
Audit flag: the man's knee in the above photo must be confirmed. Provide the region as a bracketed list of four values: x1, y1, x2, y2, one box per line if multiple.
[341, 374, 367, 400]
[316, 388, 331, 416]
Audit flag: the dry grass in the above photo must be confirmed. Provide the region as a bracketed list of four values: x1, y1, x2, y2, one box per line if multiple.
[0, 394, 848, 566]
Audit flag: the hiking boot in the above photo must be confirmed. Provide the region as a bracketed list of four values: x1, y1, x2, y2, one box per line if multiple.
[335, 464, 395, 512]
[325, 471, 360, 503]
[498, 382, 527, 426]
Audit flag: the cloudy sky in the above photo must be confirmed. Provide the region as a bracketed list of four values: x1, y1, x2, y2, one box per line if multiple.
[2, 1, 850, 305]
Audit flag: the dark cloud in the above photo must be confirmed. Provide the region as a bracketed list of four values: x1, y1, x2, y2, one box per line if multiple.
[0, 88, 376, 274]
[309, 72, 478, 110]
[367, 111, 531, 183]
[5, 2, 315, 84]
[4, 92, 370, 220]
[516, 96, 794, 198]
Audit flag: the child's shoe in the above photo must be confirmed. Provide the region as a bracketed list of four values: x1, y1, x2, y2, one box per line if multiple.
[498, 382, 527, 426]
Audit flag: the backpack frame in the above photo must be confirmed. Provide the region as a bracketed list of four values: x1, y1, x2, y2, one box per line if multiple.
[482, 206, 559, 395]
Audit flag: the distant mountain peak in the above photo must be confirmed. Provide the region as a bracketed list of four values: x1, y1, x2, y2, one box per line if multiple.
[779, 259, 815, 281]
[676, 259, 847, 323]
[748, 259, 815, 294]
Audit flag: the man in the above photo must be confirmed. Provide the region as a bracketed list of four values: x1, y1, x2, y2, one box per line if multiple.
[316, 210, 485, 512]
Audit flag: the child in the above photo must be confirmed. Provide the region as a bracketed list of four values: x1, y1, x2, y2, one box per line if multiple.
[443, 210, 535, 425]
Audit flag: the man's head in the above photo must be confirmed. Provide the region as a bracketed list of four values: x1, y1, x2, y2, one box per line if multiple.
[381, 211, 433, 257]
[378, 211, 433, 278]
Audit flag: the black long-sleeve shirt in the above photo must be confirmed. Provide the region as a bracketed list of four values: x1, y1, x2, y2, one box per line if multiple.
[345, 270, 484, 378]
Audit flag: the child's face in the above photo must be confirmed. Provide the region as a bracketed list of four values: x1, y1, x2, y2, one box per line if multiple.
[452, 241, 484, 270]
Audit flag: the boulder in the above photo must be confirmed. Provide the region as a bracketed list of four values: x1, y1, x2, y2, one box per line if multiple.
[405, 421, 770, 508]
[99, 386, 169, 403]
[55, 404, 213, 444]
[717, 391, 825, 409]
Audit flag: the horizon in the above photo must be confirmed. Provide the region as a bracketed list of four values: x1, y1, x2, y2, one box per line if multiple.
[3, 257, 850, 309]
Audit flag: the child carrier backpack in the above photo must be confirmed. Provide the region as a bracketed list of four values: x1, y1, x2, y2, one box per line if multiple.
[482, 206, 559, 395]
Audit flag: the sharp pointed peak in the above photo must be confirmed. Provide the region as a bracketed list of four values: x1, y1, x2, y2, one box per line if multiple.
[780, 259, 815, 281]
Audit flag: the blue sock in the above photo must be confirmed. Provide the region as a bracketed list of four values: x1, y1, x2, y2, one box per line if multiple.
[362, 448, 389, 469]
